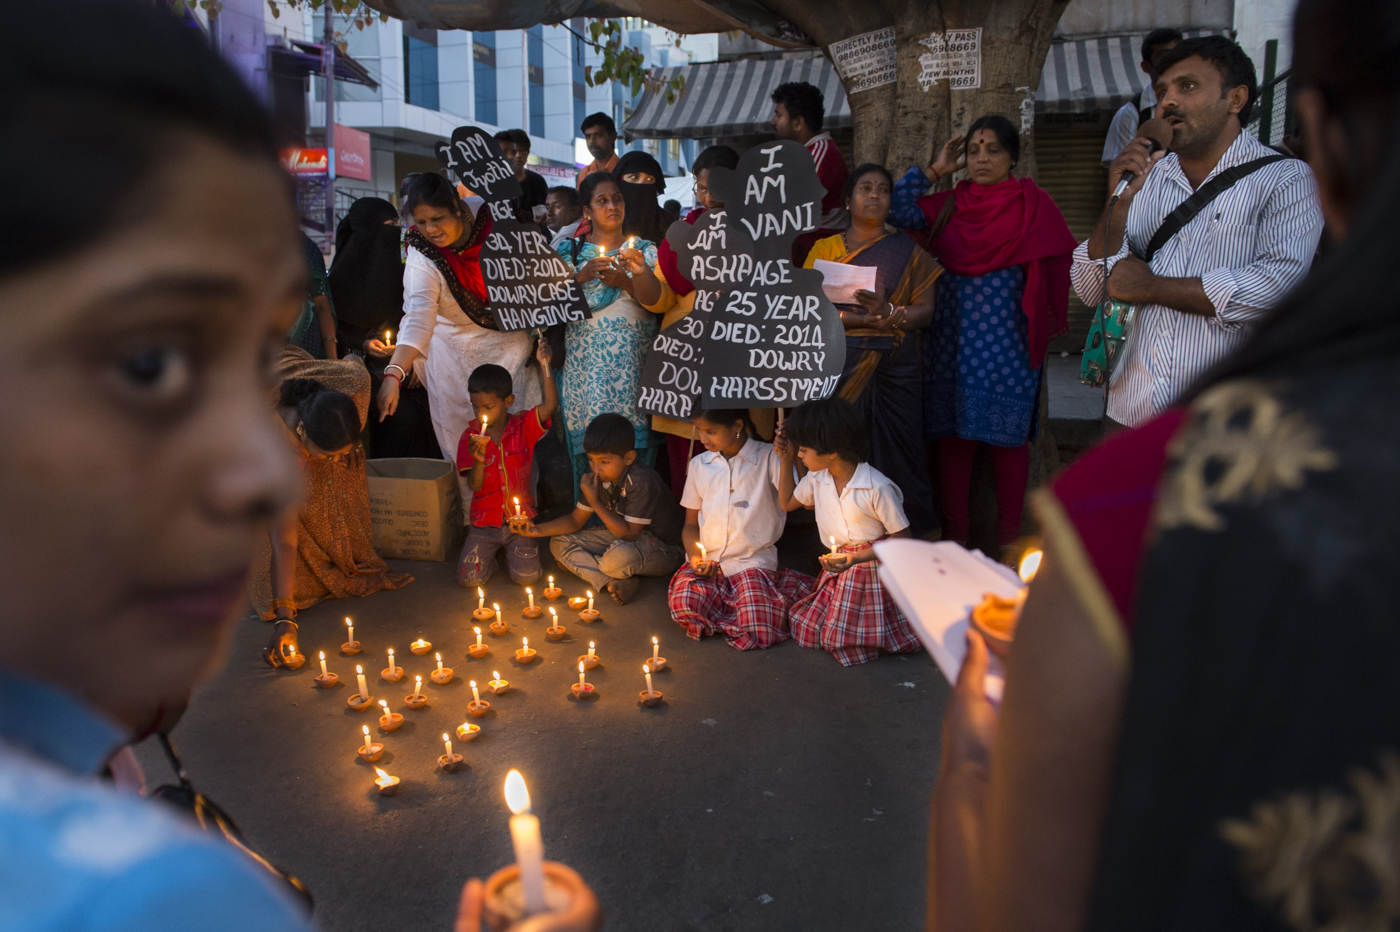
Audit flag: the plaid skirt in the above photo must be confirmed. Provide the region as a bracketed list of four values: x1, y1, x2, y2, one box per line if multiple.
[667, 563, 814, 651]
[790, 559, 920, 666]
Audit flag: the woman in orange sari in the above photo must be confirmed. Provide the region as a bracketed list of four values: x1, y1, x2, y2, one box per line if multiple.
[804, 164, 943, 537]
[256, 346, 412, 666]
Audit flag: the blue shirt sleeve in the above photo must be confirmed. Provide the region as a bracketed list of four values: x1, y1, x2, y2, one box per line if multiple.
[889, 166, 933, 231]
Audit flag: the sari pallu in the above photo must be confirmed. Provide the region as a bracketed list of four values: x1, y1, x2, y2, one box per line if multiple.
[811, 232, 943, 538]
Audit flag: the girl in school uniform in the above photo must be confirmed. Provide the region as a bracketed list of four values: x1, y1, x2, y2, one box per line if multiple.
[776, 397, 920, 666]
[668, 409, 814, 650]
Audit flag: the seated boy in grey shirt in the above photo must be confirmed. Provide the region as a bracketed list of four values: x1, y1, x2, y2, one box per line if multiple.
[517, 413, 684, 604]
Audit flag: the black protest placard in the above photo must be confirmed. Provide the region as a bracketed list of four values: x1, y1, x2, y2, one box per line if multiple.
[480, 225, 590, 331]
[693, 141, 845, 408]
[434, 126, 521, 203]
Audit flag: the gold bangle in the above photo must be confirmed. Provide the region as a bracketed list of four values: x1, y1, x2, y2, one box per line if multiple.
[273, 597, 296, 610]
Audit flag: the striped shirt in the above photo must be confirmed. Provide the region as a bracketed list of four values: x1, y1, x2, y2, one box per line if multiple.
[806, 131, 849, 227]
[1070, 130, 1322, 426]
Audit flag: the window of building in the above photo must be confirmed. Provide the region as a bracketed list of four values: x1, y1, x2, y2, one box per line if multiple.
[527, 25, 545, 137]
[403, 22, 439, 111]
[668, 138, 680, 162]
[473, 31, 497, 126]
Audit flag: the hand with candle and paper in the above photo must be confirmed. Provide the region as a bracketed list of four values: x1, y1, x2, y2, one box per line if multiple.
[454, 870, 601, 932]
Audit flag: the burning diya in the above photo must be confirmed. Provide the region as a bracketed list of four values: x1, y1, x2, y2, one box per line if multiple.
[410, 638, 432, 656]
[341, 617, 361, 655]
[545, 607, 566, 640]
[377, 700, 404, 731]
[469, 627, 490, 658]
[570, 661, 597, 700]
[357, 725, 383, 762]
[467, 680, 491, 717]
[566, 596, 587, 611]
[490, 604, 509, 635]
[473, 587, 496, 622]
[644, 636, 667, 672]
[456, 721, 482, 742]
[382, 648, 404, 683]
[515, 637, 537, 664]
[281, 644, 306, 670]
[404, 675, 429, 709]
[347, 666, 374, 710]
[487, 671, 509, 695]
[577, 591, 601, 623]
[439, 733, 465, 772]
[578, 641, 599, 670]
[639, 664, 662, 707]
[314, 651, 339, 688]
[543, 575, 562, 601]
[522, 587, 542, 619]
[430, 652, 454, 685]
[373, 767, 400, 795]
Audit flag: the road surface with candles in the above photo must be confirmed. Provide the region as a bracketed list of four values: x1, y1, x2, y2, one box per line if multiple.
[135, 530, 945, 932]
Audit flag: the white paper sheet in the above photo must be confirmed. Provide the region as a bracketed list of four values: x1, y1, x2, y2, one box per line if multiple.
[875, 539, 1024, 701]
[812, 259, 877, 306]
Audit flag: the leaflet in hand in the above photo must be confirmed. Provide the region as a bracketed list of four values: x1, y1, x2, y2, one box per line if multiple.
[812, 259, 876, 306]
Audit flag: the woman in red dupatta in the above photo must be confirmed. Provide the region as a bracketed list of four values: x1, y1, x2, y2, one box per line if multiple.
[889, 115, 1077, 550]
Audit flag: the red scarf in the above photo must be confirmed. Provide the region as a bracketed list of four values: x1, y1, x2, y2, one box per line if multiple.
[656, 207, 705, 297]
[917, 177, 1077, 362]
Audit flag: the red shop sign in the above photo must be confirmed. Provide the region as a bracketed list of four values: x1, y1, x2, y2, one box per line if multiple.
[281, 147, 329, 177]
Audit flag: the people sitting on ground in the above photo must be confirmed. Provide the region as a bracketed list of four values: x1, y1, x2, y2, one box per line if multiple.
[494, 128, 549, 225]
[456, 343, 558, 587]
[516, 412, 685, 604]
[668, 410, 813, 650]
[804, 163, 941, 538]
[889, 114, 1078, 552]
[258, 356, 413, 666]
[545, 184, 584, 249]
[772, 80, 850, 266]
[576, 111, 620, 188]
[775, 398, 919, 666]
[555, 171, 662, 503]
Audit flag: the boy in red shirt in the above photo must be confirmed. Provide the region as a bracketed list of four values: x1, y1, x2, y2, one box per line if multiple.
[457, 338, 558, 586]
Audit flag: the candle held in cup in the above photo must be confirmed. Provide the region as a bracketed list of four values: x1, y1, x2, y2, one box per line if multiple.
[478, 587, 485, 612]
[436, 652, 444, 673]
[475, 627, 483, 647]
[388, 649, 396, 675]
[513, 496, 522, 518]
[356, 665, 368, 698]
[345, 617, 354, 641]
[504, 770, 548, 915]
[588, 641, 596, 659]
[578, 661, 586, 689]
[480, 415, 488, 437]
[652, 637, 659, 664]
[828, 534, 838, 557]
[644, 663, 653, 693]
[443, 733, 453, 757]
[384, 329, 393, 347]
[319, 651, 329, 677]
[413, 675, 423, 698]
[697, 542, 706, 562]
[471, 680, 481, 703]
[527, 588, 535, 609]
[587, 591, 594, 612]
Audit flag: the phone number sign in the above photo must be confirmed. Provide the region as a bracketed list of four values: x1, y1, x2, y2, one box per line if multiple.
[918, 27, 982, 91]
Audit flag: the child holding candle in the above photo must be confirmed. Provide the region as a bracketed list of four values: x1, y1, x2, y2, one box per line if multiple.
[775, 397, 919, 666]
[456, 345, 558, 587]
[666, 409, 813, 650]
[516, 413, 684, 605]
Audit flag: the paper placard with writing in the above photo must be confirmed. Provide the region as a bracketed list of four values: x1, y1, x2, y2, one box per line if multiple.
[917, 27, 982, 91]
[434, 126, 522, 202]
[480, 226, 590, 331]
[829, 27, 898, 94]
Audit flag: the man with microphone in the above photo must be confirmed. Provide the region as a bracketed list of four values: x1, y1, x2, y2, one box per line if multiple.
[1072, 35, 1322, 431]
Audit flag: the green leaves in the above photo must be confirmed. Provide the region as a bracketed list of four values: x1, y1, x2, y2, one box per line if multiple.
[565, 19, 686, 106]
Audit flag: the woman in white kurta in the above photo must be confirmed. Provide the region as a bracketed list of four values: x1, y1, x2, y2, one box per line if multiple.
[377, 175, 538, 504]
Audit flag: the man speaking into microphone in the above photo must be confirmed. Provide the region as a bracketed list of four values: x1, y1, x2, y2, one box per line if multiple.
[1071, 35, 1323, 431]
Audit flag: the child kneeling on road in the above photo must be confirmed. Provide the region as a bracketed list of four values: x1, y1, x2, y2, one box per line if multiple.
[667, 408, 813, 651]
[777, 397, 919, 665]
[456, 339, 557, 586]
[516, 413, 685, 604]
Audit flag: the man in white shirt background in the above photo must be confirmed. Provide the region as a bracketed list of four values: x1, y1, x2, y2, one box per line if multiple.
[1102, 28, 1183, 166]
[545, 185, 583, 249]
[1073, 35, 1323, 430]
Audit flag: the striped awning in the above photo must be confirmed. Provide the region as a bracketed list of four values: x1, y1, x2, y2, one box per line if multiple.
[625, 31, 1233, 138]
[623, 57, 848, 141]
[1037, 30, 1226, 114]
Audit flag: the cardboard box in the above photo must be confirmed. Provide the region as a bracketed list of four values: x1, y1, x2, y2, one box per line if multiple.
[366, 458, 463, 562]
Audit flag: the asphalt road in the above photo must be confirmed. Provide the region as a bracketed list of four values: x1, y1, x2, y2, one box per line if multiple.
[135, 527, 948, 932]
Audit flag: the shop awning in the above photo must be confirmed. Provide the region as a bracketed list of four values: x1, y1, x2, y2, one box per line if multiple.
[623, 57, 848, 141]
[1038, 30, 1228, 113]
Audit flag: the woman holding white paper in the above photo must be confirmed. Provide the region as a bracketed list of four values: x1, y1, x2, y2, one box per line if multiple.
[804, 164, 942, 538]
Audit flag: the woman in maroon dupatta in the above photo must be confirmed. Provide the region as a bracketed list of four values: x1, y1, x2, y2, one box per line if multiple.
[890, 115, 1077, 551]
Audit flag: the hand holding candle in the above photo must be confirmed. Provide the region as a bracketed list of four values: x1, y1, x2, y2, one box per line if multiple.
[503, 770, 548, 914]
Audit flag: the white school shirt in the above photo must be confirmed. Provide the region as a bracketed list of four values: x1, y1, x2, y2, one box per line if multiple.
[680, 439, 787, 575]
[1070, 130, 1321, 427]
[792, 462, 909, 548]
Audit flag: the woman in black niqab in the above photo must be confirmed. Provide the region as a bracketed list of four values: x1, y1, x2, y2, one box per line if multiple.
[612, 150, 672, 245]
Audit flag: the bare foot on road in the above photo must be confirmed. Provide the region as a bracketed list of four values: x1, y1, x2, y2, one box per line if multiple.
[606, 577, 640, 605]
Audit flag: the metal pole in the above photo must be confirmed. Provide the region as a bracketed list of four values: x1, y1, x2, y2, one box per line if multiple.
[522, 29, 529, 130]
[1259, 39, 1278, 145]
[324, 7, 336, 252]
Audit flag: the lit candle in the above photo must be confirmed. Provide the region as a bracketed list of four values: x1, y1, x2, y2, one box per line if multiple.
[522, 636, 529, 652]
[548, 575, 554, 588]
[514, 496, 522, 518]
[345, 617, 354, 641]
[494, 602, 501, 618]
[578, 660, 586, 689]
[374, 766, 399, 794]
[361, 724, 372, 749]
[586, 590, 594, 612]
[480, 415, 488, 437]
[379, 699, 391, 717]
[285, 644, 296, 662]
[443, 733, 453, 757]
[387, 648, 396, 676]
[698, 542, 707, 562]
[356, 665, 368, 699]
[829, 534, 838, 557]
[475, 626, 483, 647]
[471, 680, 481, 703]
[504, 770, 548, 915]
[588, 640, 596, 659]
[478, 587, 485, 611]
[527, 587, 535, 609]
[319, 651, 329, 677]
[436, 652, 444, 673]
[413, 675, 423, 699]
[652, 636, 659, 664]
[384, 329, 393, 347]
[1019, 548, 1044, 583]
[549, 607, 558, 625]
[644, 663, 653, 694]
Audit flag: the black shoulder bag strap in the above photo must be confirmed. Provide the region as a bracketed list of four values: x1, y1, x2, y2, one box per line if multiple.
[1138, 155, 1286, 263]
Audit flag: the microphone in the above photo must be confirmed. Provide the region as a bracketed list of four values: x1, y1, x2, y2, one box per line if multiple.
[1110, 117, 1174, 202]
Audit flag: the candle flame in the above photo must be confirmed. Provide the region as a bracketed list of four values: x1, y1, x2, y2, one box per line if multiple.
[415, 675, 422, 686]
[494, 603, 500, 612]
[513, 496, 519, 505]
[548, 575, 554, 585]
[375, 767, 390, 780]
[469, 680, 477, 688]
[478, 587, 484, 599]
[586, 590, 593, 599]
[346, 617, 352, 628]
[579, 661, 585, 673]
[493, 671, 501, 679]
[644, 664, 650, 674]
[1018, 548, 1043, 583]
[356, 665, 363, 674]
[549, 607, 557, 617]
[522, 637, 529, 648]
[362, 724, 370, 737]
[385, 330, 391, 342]
[504, 769, 531, 814]
[435, 652, 442, 662]
[474, 626, 481, 635]
[379, 700, 389, 711]
[652, 636, 658, 645]
[319, 650, 325, 660]
[526, 587, 532, 595]
[443, 733, 450, 742]
[589, 640, 595, 649]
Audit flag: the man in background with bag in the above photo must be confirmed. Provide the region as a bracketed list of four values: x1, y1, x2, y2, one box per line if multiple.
[1073, 36, 1322, 430]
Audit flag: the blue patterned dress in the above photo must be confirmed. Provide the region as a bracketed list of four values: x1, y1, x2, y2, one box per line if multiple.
[924, 267, 1040, 446]
[555, 238, 661, 493]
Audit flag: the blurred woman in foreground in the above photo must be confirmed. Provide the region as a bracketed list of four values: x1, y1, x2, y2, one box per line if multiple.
[928, 3, 1400, 930]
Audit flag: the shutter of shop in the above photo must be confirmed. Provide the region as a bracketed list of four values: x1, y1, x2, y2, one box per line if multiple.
[1034, 121, 1110, 352]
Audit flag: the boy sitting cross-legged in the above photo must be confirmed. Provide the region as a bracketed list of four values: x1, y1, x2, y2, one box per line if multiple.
[516, 413, 685, 604]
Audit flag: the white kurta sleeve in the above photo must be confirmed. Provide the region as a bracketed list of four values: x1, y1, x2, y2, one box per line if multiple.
[398, 249, 443, 355]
